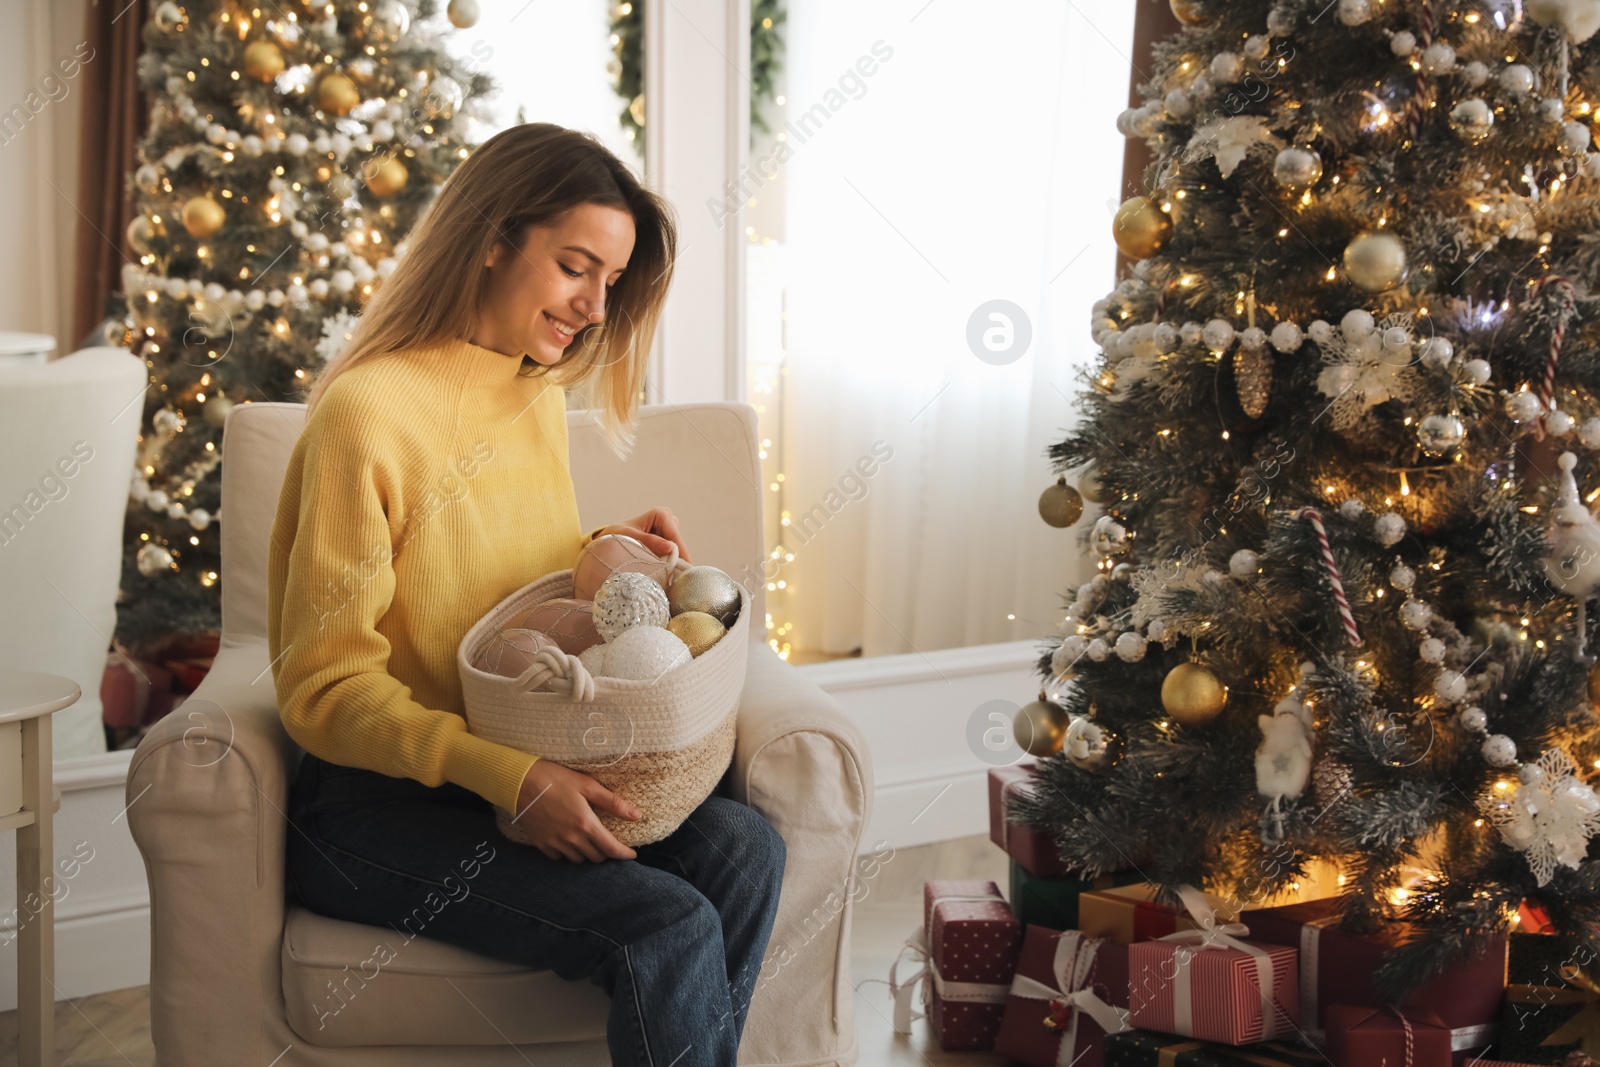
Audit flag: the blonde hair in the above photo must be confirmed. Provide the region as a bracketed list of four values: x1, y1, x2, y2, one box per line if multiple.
[302, 122, 677, 458]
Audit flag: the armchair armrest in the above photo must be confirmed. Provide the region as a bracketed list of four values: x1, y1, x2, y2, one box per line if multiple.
[126, 635, 298, 1066]
[729, 638, 874, 1065]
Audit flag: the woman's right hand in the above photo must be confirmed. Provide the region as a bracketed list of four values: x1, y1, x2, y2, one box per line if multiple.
[511, 760, 642, 862]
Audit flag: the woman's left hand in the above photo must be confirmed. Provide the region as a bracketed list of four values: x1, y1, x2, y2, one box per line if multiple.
[596, 507, 693, 564]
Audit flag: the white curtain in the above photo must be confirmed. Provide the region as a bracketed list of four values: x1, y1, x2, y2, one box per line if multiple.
[778, 0, 1137, 658]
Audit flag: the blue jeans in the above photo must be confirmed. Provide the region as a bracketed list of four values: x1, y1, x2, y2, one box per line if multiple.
[284, 751, 786, 1066]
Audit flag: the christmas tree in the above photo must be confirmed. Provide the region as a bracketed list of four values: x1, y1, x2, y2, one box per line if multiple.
[1016, 0, 1600, 995]
[112, 0, 491, 657]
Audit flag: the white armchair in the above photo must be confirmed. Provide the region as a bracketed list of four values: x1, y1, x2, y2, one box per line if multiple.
[0, 346, 145, 760]
[126, 397, 874, 1065]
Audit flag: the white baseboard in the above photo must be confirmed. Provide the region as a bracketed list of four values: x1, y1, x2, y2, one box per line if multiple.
[0, 639, 1041, 1008]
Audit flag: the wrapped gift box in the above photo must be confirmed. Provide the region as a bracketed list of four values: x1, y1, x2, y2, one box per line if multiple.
[989, 763, 1070, 876]
[1498, 929, 1600, 1065]
[1080, 883, 1238, 946]
[995, 925, 1130, 1067]
[1127, 929, 1298, 1045]
[1010, 858, 1144, 932]
[922, 879, 1022, 1050]
[1324, 1005, 1453, 1067]
[1240, 894, 1505, 1045]
[1104, 1030, 1326, 1065]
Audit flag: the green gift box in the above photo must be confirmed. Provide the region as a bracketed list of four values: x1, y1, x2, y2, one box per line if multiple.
[1499, 931, 1600, 1064]
[1008, 859, 1142, 932]
[1103, 1029, 1325, 1066]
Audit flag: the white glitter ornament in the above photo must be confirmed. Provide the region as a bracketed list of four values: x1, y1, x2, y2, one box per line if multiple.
[1421, 41, 1456, 73]
[1581, 418, 1600, 449]
[1400, 600, 1433, 630]
[1390, 30, 1417, 55]
[1229, 549, 1260, 577]
[1483, 734, 1519, 767]
[1060, 635, 1089, 662]
[1203, 319, 1236, 353]
[601, 625, 692, 681]
[1419, 637, 1446, 663]
[1390, 564, 1416, 590]
[1504, 391, 1542, 422]
[1087, 638, 1110, 662]
[1485, 748, 1600, 887]
[1459, 706, 1488, 733]
[1548, 410, 1575, 436]
[579, 643, 608, 676]
[1339, 498, 1367, 521]
[592, 571, 671, 642]
[1500, 64, 1537, 94]
[1115, 632, 1147, 662]
[1374, 512, 1406, 547]
[1417, 337, 1454, 368]
[1338, 0, 1372, 25]
[1434, 669, 1467, 704]
[1463, 359, 1492, 385]
[1270, 321, 1303, 353]
[1308, 320, 1334, 345]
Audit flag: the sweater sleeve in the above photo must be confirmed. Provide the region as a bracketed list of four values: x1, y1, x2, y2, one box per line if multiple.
[266, 392, 541, 814]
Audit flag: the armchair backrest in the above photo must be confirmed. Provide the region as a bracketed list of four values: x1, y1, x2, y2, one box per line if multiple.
[0, 347, 147, 759]
[219, 397, 767, 643]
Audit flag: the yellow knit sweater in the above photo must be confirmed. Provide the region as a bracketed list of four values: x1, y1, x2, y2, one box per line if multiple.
[267, 339, 603, 814]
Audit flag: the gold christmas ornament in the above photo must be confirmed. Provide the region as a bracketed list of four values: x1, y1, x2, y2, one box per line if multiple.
[181, 195, 226, 238]
[447, 0, 481, 28]
[363, 155, 408, 198]
[1234, 344, 1273, 419]
[1112, 196, 1172, 260]
[1161, 663, 1229, 726]
[667, 565, 743, 627]
[665, 611, 726, 658]
[1013, 697, 1069, 757]
[127, 214, 163, 254]
[203, 395, 235, 428]
[1169, 0, 1217, 25]
[629, 93, 646, 127]
[242, 40, 285, 82]
[1038, 476, 1085, 528]
[318, 72, 360, 116]
[1078, 467, 1108, 505]
[1342, 231, 1409, 293]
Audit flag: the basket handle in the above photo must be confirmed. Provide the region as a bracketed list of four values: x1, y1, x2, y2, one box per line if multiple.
[511, 646, 597, 702]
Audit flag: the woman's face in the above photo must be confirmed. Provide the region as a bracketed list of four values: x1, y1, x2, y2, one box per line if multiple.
[474, 202, 636, 365]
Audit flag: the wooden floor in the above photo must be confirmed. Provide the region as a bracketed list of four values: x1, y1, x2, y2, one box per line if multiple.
[0, 834, 1010, 1066]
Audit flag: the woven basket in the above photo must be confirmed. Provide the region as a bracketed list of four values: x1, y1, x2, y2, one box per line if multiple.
[457, 559, 748, 847]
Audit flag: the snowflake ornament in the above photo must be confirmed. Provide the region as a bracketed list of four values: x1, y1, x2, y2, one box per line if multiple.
[316, 309, 360, 364]
[1484, 748, 1600, 886]
[1183, 115, 1283, 179]
[1314, 312, 1422, 431]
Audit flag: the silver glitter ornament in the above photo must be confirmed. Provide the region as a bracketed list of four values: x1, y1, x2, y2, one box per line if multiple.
[593, 571, 671, 642]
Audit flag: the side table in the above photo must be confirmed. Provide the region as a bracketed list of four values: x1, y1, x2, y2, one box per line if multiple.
[1, 670, 75, 1067]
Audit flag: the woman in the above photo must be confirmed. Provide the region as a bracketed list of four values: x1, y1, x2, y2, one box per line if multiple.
[267, 123, 785, 1065]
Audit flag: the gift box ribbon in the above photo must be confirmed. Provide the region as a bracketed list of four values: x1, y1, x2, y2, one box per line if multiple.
[1160, 884, 1283, 1041]
[1507, 962, 1600, 1057]
[1006, 929, 1131, 1066]
[883, 924, 1012, 1034]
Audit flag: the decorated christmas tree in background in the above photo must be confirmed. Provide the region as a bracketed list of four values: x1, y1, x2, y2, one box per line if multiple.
[1015, 0, 1600, 994]
[111, 0, 490, 657]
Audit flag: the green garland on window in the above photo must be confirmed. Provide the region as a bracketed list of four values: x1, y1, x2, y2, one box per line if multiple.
[608, 0, 786, 149]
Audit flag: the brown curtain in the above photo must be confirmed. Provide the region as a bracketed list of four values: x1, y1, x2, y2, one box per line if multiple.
[72, 0, 150, 351]
[1116, 0, 1183, 278]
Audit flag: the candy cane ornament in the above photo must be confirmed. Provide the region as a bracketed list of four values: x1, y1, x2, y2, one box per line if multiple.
[1297, 507, 1363, 647]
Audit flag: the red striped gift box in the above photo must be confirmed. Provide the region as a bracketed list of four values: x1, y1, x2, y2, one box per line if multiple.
[1128, 911, 1299, 1046]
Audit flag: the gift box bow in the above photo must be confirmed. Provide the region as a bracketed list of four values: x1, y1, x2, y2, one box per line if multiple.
[1006, 929, 1131, 1065]
[1507, 960, 1600, 1058]
[1155, 884, 1288, 1042]
[876, 891, 1014, 1035]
